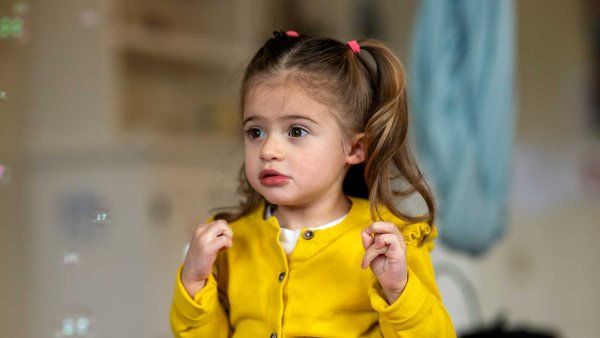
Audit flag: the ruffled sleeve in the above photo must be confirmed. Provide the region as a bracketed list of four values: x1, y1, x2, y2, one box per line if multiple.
[368, 221, 457, 337]
[400, 220, 436, 246]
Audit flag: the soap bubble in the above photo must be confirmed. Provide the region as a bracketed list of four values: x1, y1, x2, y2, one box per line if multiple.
[91, 208, 110, 226]
[54, 305, 95, 337]
[13, 2, 30, 15]
[0, 17, 11, 39]
[11, 17, 23, 38]
[57, 317, 75, 336]
[55, 315, 93, 337]
[75, 316, 91, 335]
[0, 16, 25, 40]
[79, 9, 100, 28]
[61, 251, 80, 267]
[0, 164, 11, 185]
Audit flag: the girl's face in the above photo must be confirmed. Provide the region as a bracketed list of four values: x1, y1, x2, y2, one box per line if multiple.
[243, 81, 362, 207]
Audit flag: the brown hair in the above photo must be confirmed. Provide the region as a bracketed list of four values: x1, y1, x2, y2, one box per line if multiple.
[212, 30, 436, 244]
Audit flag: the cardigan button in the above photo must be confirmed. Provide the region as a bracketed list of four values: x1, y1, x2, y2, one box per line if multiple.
[278, 272, 286, 282]
[270, 333, 277, 338]
[302, 230, 314, 240]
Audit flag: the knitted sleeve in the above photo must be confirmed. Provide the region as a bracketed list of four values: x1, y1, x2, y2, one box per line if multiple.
[169, 216, 231, 338]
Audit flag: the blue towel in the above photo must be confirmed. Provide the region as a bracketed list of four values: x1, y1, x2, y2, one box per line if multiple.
[409, 0, 516, 256]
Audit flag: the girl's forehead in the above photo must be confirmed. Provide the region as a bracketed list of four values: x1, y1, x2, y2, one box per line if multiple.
[243, 83, 336, 121]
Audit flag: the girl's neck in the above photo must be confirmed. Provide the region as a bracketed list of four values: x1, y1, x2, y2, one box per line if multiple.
[272, 193, 352, 231]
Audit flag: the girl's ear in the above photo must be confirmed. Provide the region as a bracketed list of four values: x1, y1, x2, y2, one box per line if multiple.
[345, 132, 365, 165]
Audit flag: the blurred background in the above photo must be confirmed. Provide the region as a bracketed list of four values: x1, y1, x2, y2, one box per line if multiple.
[1, 0, 599, 337]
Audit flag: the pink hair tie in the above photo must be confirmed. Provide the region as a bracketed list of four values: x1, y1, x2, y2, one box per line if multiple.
[286, 30, 299, 37]
[347, 40, 360, 53]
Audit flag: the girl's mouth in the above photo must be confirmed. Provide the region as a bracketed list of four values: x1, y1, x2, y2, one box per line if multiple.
[259, 175, 291, 186]
[259, 169, 291, 186]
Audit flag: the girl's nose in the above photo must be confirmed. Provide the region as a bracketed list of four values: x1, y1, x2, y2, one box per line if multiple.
[259, 136, 283, 161]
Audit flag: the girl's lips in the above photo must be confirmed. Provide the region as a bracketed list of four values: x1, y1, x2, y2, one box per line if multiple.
[259, 168, 287, 178]
[259, 175, 290, 186]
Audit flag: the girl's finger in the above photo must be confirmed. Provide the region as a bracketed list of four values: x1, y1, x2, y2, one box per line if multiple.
[361, 234, 403, 269]
[203, 220, 233, 240]
[361, 242, 388, 269]
[202, 233, 234, 254]
[366, 221, 400, 236]
[376, 233, 403, 257]
[194, 220, 220, 236]
[214, 236, 233, 250]
[361, 227, 374, 251]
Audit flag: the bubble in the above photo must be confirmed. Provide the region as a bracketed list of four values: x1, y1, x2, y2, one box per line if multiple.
[61, 251, 80, 267]
[0, 17, 11, 39]
[54, 306, 94, 337]
[0, 16, 29, 44]
[57, 317, 75, 337]
[54, 311, 93, 338]
[75, 316, 91, 335]
[13, 2, 30, 16]
[11, 17, 23, 38]
[79, 9, 100, 28]
[0, 164, 11, 185]
[91, 208, 110, 226]
[0, 16, 24, 39]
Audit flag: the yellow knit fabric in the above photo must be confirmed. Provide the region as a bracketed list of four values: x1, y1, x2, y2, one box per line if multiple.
[170, 196, 456, 337]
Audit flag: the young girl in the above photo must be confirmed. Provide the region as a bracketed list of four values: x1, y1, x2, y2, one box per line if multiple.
[170, 30, 456, 337]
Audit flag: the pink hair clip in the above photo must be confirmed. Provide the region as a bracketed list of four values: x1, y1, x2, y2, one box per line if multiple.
[347, 40, 360, 53]
[286, 30, 299, 37]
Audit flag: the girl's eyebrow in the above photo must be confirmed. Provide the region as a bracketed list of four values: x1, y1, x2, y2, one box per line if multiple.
[243, 114, 320, 126]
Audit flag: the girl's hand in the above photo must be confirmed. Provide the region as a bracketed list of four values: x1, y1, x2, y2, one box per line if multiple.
[360, 221, 408, 304]
[181, 219, 233, 298]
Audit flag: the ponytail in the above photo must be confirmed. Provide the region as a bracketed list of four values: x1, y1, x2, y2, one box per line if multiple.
[358, 40, 437, 244]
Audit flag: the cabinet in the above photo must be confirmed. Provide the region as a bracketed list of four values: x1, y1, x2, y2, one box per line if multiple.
[108, 0, 285, 138]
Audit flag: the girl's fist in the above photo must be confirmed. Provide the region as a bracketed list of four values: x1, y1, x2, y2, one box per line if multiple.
[360, 221, 408, 304]
[181, 219, 233, 297]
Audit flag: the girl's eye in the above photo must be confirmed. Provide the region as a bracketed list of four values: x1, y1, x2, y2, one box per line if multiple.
[245, 128, 265, 139]
[289, 126, 309, 138]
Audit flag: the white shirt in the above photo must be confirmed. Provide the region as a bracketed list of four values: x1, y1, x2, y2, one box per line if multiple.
[265, 204, 348, 257]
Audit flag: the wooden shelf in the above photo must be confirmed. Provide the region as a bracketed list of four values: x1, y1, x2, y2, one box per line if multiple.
[108, 0, 277, 138]
[110, 22, 254, 71]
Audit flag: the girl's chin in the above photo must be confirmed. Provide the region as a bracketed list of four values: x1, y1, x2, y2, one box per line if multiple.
[263, 195, 297, 206]
[260, 192, 308, 207]
[251, 183, 316, 206]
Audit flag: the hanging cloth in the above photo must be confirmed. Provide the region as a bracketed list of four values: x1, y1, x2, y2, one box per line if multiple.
[409, 0, 516, 255]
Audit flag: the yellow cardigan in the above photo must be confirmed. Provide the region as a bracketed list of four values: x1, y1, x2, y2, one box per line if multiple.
[170, 196, 456, 337]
